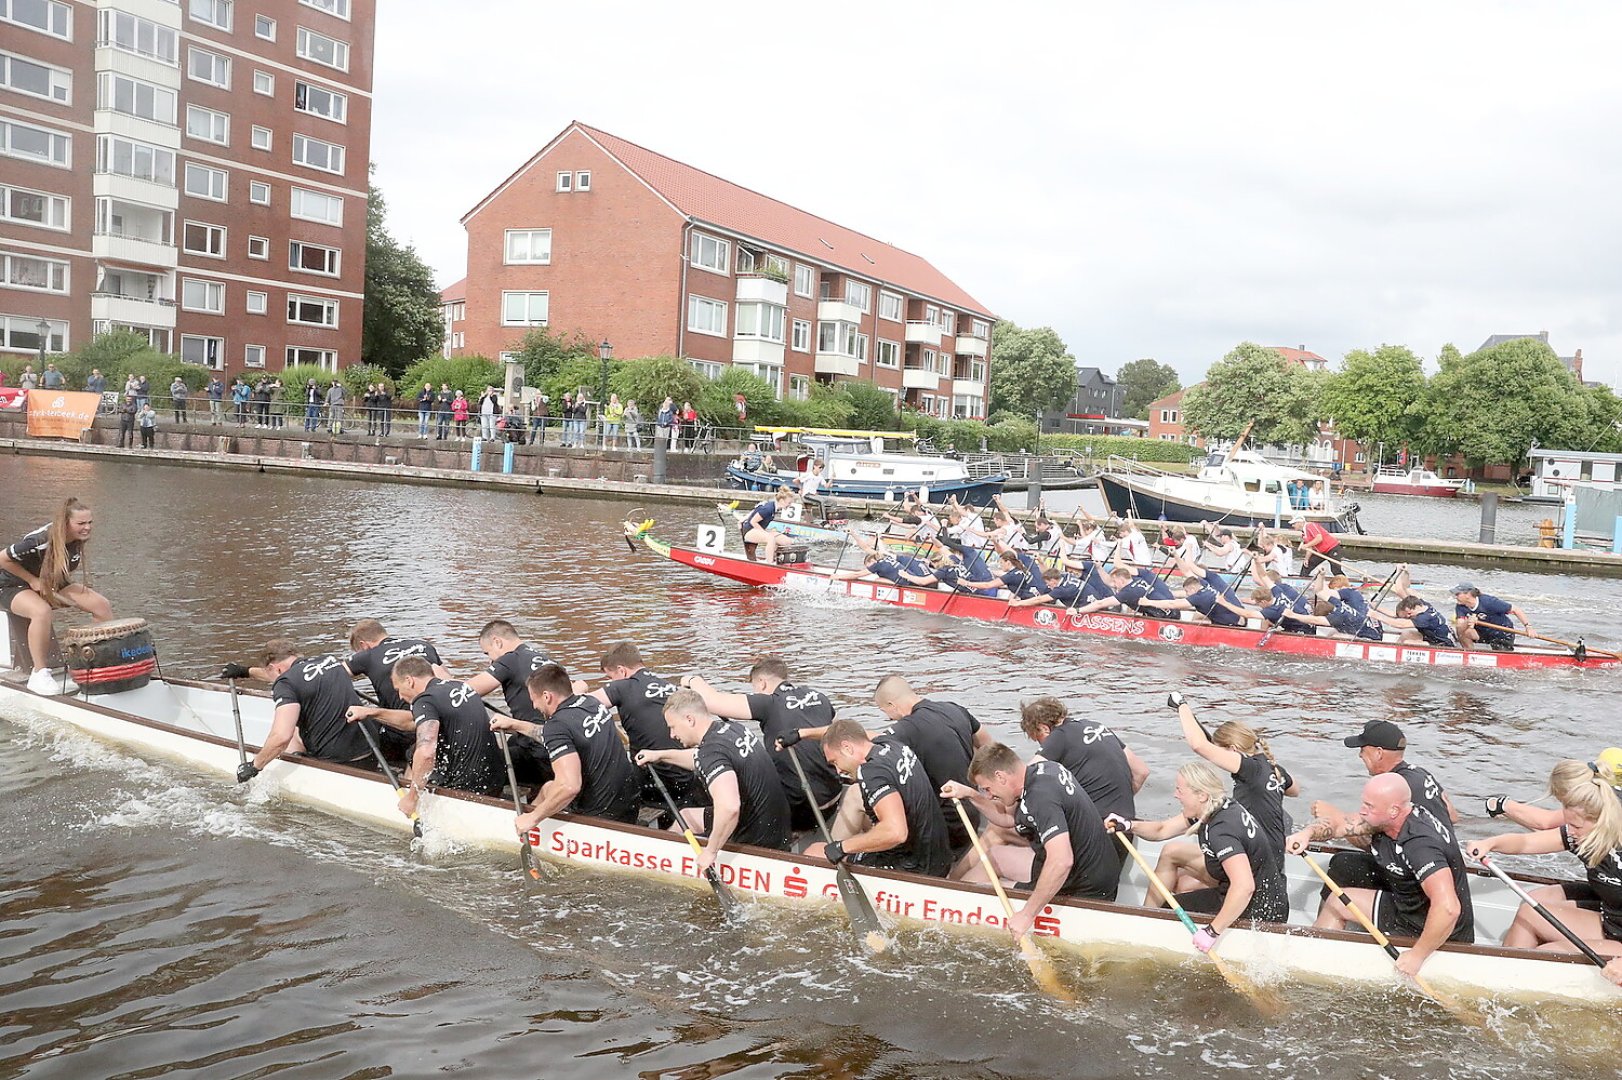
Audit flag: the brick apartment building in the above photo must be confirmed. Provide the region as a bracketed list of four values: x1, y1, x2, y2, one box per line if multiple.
[452, 121, 996, 418]
[0, 0, 373, 378]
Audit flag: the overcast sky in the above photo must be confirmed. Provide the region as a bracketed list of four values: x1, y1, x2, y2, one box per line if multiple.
[371, 1, 1622, 387]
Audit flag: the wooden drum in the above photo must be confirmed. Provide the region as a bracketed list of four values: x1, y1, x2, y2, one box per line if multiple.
[62, 617, 156, 695]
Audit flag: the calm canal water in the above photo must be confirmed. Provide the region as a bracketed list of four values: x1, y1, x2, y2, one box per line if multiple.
[3, 454, 1620, 1079]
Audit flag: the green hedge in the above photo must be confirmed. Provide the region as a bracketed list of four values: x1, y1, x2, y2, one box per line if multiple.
[1038, 433, 1202, 463]
[398, 355, 505, 400]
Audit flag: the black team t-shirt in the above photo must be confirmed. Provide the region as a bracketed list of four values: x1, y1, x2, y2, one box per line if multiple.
[1011, 761, 1118, 900]
[409, 678, 503, 795]
[1037, 719, 1136, 821]
[541, 694, 640, 822]
[0, 524, 82, 588]
[348, 636, 442, 712]
[1229, 752, 1293, 856]
[744, 682, 842, 812]
[695, 719, 791, 850]
[854, 735, 952, 876]
[270, 654, 369, 763]
[1370, 805, 1475, 942]
[889, 699, 981, 845]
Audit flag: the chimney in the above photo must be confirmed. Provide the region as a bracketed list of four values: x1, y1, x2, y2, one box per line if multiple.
[1299, 344, 1306, 351]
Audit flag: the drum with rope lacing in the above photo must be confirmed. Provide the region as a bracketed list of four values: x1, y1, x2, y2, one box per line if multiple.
[62, 618, 156, 695]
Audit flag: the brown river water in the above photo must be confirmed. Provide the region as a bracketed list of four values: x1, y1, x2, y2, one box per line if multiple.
[2, 453, 1621, 1079]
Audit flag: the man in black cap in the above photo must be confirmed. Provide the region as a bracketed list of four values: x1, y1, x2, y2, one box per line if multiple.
[1297, 718, 1457, 893]
[1451, 582, 1530, 652]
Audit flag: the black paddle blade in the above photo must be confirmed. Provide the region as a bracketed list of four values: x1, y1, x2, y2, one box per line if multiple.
[836, 866, 890, 954]
[706, 867, 746, 922]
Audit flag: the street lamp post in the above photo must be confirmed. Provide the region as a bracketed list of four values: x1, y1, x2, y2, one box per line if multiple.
[35, 318, 50, 373]
[597, 339, 612, 448]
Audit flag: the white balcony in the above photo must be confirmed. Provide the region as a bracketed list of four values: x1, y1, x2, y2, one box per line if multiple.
[817, 298, 864, 324]
[92, 232, 177, 267]
[953, 378, 986, 397]
[814, 352, 861, 378]
[94, 46, 183, 91]
[732, 338, 785, 368]
[955, 334, 988, 357]
[93, 109, 181, 150]
[735, 275, 789, 305]
[905, 321, 942, 347]
[902, 366, 939, 390]
[93, 172, 179, 211]
[91, 292, 177, 328]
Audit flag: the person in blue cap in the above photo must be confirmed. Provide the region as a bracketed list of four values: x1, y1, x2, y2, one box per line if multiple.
[1451, 582, 1531, 651]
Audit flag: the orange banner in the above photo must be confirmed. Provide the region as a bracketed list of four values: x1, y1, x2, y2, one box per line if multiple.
[26, 390, 102, 439]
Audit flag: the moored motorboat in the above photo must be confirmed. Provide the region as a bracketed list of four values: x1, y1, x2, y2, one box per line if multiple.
[1371, 466, 1466, 498]
[1, 656, 1616, 1005]
[1097, 450, 1361, 532]
[725, 428, 1006, 506]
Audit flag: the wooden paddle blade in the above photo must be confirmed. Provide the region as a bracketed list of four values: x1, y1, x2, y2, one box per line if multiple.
[835, 866, 890, 955]
[1017, 935, 1077, 1003]
[1210, 953, 1286, 1016]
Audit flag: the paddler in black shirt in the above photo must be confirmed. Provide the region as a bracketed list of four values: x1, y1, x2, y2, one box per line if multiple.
[586, 643, 705, 813]
[681, 657, 843, 831]
[463, 619, 553, 787]
[874, 674, 991, 849]
[636, 689, 792, 876]
[233, 640, 373, 783]
[942, 743, 1121, 940]
[1021, 697, 1148, 867]
[388, 656, 504, 821]
[343, 618, 450, 758]
[814, 718, 952, 877]
[489, 663, 641, 830]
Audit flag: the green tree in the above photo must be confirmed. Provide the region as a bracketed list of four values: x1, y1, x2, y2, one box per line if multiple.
[1417, 337, 1590, 470]
[839, 380, 903, 431]
[779, 382, 854, 429]
[1116, 357, 1181, 419]
[1181, 342, 1321, 446]
[362, 181, 443, 376]
[698, 368, 782, 431]
[398, 355, 505, 398]
[512, 327, 597, 391]
[610, 356, 705, 414]
[988, 320, 1078, 417]
[1318, 344, 1427, 451]
[1436, 342, 1466, 372]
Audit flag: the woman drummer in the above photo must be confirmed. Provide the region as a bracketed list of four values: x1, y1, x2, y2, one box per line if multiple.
[0, 497, 113, 694]
[1122, 760, 1290, 951]
[1467, 760, 1622, 960]
[739, 486, 796, 562]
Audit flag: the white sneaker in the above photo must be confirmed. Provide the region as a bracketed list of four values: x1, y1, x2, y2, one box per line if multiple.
[27, 668, 77, 695]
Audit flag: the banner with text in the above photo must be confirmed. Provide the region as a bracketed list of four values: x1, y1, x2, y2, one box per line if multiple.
[26, 390, 101, 439]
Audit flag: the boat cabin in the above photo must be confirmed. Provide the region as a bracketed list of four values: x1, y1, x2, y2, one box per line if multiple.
[1198, 449, 1334, 508]
[1528, 447, 1622, 501]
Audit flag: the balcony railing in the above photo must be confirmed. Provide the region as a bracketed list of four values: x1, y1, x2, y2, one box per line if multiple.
[91, 290, 175, 305]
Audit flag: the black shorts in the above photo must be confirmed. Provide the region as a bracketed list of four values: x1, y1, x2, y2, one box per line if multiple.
[1176, 872, 1289, 923]
[0, 582, 28, 613]
[1370, 889, 1474, 943]
[1558, 881, 1622, 941]
[850, 848, 941, 877]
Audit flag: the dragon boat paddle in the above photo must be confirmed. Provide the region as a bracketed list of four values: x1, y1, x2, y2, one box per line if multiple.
[353, 713, 421, 839]
[1301, 852, 1484, 1025]
[646, 764, 745, 922]
[784, 742, 889, 954]
[1115, 832, 1284, 1014]
[953, 799, 1075, 1002]
[1479, 856, 1615, 971]
[1470, 619, 1618, 661]
[226, 677, 249, 770]
[493, 726, 542, 884]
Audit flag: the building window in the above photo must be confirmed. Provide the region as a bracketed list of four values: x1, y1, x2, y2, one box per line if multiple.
[0, 184, 68, 231]
[181, 221, 225, 257]
[244, 343, 266, 367]
[0, 251, 68, 293]
[98, 11, 177, 64]
[249, 180, 270, 204]
[844, 280, 872, 313]
[575, 171, 591, 191]
[3, 0, 71, 40]
[878, 292, 903, 322]
[287, 293, 338, 327]
[501, 290, 549, 326]
[1160, 409, 1179, 423]
[245, 290, 266, 315]
[295, 26, 349, 71]
[936, 349, 951, 376]
[877, 340, 899, 368]
[294, 81, 347, 123]
[187, 47, 230, 89]
[290, 187, 342, 226]
[938, 309, 955, 333]
[97, 72, 176, 125]
[289, 239, 340, 276]
[0, 119, 69, 168]
[690, 233, 729, 275]
[180, 334, 224, 369]
[817, 321, 865, 359]
[0, 314, 66, 353]
[253, 69, 274, 95]
[734, 302, 784, 343]
[504, 228, 551, 264]
[790, 319, 810, 353]
[789, 375, 810, 401]
[555, 171, 571, 192]
[247, 235, 268, 259]
[0, 51, 72, 103]
[96, 135, 174, 185]
[299, 0, 351, 20]
[285, 346, 337, 371]
[687, 359, 723, 380]
[971, 318, 990, 338]
[793, 264, 815, 298]
[188, 0, 231, 31]
[248, 125, 271, 151]
[687, 295, 727, 336]
[185, 104, 229, 145]
[182, 277, 225, 314]
[254, 13, 275, 39]
[291, 133, 344, 174]
[182, 163, 227, 201]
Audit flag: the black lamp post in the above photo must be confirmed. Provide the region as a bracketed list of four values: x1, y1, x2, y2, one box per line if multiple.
[35, 317, 50, 371]
[597, 339, 612, 446]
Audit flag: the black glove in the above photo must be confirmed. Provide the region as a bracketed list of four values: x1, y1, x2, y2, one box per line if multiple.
[1166, 691, 1185, 710]
[778, 728, 803, 748]
[221, 662, 252, 680]
[236, 761, 260, 784]
[823, 840, 847, 865]
[1485, 795, 1508, 818]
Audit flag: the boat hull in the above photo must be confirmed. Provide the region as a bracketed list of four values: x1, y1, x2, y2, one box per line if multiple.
[725, 465, 1004, 506]
[1, 673, 1615, 1005]
[1371, 481, 1462, 498]
[1096, 474, 1359, 532]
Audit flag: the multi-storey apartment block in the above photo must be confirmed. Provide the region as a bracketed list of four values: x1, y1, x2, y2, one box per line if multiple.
[0, 0, 372, 378]
[454, 121, 995, 418]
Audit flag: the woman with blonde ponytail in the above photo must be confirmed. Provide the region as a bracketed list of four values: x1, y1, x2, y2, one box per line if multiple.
[0, 497, 113, 694]
[1468, 761, 1622, 958]
[1165, 691, 1299, 856]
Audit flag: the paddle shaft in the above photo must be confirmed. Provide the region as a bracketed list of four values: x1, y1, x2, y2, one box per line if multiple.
[645, 761, 743, 918]
[227, 678, 248, 767]
[354, 714, 422, 837]
[1480, 856, 1611, 968]
[494, 728, 541, 882]
[952, 799, 1071, 1000]
[784, 744, 888, 952]
[1472, 619, 1620, 659]
[1301, 852, 1455, 1005]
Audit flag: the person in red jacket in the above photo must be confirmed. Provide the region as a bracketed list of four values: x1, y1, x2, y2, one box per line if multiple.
[1291, 513, 1343, 574]
[451, 390, 471, 440]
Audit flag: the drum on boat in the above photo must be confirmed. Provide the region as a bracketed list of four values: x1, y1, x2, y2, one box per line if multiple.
[62, 618, 156, 695]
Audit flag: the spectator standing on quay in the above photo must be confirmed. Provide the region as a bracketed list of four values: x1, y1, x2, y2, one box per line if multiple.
[302, 379, 320, 432]
[19, 365, 38, 389]
[363, 383, 379, 435]
[529, 394, 550, 445]
[479, 386, 500, 441]
[41, 363, 64, 390]
[680, 400, 698, 452]
[253, 378, 273, 426]
[435, 383, 454, 441]
[169, 376, 189, 425]
[134, 374, 150, 409]
[326, 379, 346, 435]
[376, 383, 392, 436]
[268, 377, 286, 429]
[452, 390, 470, 439]
[85, 369, 107, 412]
[558, 393, 575, 447]
[501, 398, 523, 443]
[117, 394, 138, 448]
[232, 377, 252, 425]
[657, 396, 675, 449]
[138, 400, 158, 449]
[416, 382, 434, 438]
[624, 399, 641, 449]
[206, 375, 224, 424]
[604, 393, 625, 449]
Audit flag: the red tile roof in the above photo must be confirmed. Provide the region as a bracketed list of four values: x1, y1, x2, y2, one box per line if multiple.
[1271, 346, 1325, 367]
[439, 277, 466, 304]
[563, 123, 993, 318]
